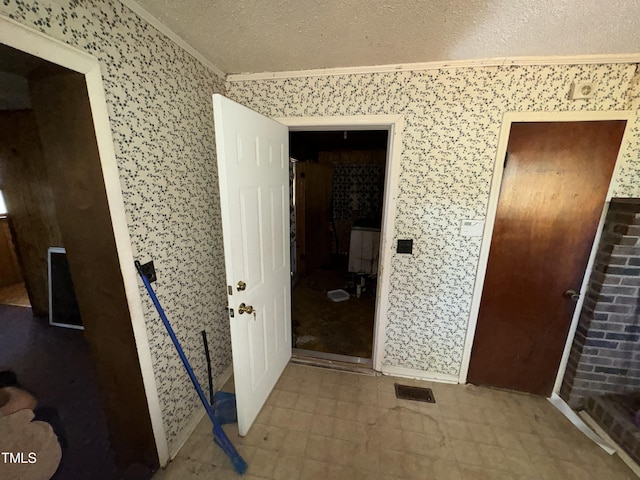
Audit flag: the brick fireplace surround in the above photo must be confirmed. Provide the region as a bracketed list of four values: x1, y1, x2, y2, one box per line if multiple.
[560, 199, 640, 465]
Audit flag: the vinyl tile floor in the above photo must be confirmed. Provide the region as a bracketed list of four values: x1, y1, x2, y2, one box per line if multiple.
[154, 363, 638, 480]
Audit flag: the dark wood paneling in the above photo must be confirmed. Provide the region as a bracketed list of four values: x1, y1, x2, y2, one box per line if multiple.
[317, 149, 386, 165]
[295, 162, 306, 274]
[290, 130, 387, 161]
[303, 163, 333, 273]
[29, 72, 158, 471]
[0, 217, 22, 287]
[0, 110, 63, 314]
[468, 121, 626, 396]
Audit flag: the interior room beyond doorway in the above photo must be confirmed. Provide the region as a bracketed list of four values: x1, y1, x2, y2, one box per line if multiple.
[0, 41, 157, 477]
[290, 130, 388, 361]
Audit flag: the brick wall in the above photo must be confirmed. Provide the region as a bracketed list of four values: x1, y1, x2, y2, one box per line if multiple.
[560, 200, 640, 409]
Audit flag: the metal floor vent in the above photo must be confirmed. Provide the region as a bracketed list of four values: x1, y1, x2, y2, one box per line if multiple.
[394, 383, 436, 403]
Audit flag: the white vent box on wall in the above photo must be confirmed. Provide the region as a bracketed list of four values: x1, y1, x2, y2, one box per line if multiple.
[570, 82, 596, 100]
[348, 226, 381, 274]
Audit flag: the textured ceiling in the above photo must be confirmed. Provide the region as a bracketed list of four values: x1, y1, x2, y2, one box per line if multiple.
[131, 0, 640, 75]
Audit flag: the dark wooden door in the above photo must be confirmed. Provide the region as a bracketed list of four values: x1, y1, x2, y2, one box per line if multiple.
[295, 162, 333, 274]
[467, 121, 626, 396]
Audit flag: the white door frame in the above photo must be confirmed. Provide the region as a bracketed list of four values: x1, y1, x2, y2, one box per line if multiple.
[459, 110, 634, 396]
[276, 114, 405, 372]
[0, 16, 169, 464]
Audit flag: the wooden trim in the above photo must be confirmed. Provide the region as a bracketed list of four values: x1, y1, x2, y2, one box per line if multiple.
[548, 394, 615, 454]
[381, 365, 459, 384]
[228, 53, 640, 82]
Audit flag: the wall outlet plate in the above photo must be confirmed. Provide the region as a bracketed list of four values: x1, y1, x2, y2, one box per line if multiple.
[397, 239, 413, 254]
[139, 260, 157, 283]
[460, 220, 484, 237]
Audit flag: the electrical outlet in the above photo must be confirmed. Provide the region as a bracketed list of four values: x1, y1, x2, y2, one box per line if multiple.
[139, 260, 157, 283]
[397, 239, 413, 254]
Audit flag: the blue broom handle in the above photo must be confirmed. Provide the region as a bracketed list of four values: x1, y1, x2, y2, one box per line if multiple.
[135, 262, 217, 423]
[135, 262, 247, 475]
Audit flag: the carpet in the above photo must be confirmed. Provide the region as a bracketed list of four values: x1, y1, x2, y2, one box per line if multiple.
[0, 304, 128, 479]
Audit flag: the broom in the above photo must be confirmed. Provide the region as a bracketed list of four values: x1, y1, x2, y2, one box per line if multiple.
[135, 261, 247, 475]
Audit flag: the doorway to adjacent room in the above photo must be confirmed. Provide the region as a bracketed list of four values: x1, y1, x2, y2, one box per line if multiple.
[289, 130, 388, 364]
[0, 25, 160, 475]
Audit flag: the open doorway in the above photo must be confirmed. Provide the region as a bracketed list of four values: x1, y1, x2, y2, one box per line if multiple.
[0, 43, 157, 478]
[289, 130, 388, 363]
[0, 191, 29, 308]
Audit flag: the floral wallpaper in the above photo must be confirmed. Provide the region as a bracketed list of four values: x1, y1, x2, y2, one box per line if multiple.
[5, 0, 640, 455]
[227, 63, 640, 377]
[0, 0, 230, 451]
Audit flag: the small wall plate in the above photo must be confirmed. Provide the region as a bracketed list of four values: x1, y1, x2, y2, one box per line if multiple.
[139, 260, 157, 283]
[397, 239, 413, 254]
[571, 82, 595, 100]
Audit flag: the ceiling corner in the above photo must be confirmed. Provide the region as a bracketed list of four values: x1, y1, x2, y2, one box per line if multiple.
[119, 0, 227, 79]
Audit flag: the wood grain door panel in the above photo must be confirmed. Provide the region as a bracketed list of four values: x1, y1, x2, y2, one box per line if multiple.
[467, 121, 626, 396]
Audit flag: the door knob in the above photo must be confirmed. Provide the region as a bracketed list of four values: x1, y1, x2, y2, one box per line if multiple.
[238, 303, 254, 314]
[564, 289, 580, 301]
[237, 281, 246, 291]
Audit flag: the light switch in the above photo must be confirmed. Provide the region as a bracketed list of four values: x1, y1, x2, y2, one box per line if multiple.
[460, 220, 484, 237]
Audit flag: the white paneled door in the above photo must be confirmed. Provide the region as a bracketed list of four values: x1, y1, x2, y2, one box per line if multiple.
[213, 94, 291, 436]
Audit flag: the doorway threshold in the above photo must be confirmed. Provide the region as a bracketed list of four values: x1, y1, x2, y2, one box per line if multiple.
[292, 348, 375, 375]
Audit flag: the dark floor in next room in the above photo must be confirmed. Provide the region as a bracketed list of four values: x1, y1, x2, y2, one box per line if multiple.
[0, 304, 123, 479]
[292, 265, 375, 359]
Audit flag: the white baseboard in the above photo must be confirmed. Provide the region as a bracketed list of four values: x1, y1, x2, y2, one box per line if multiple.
[381, 365, 459, 384]
[168, 363, 234, 460]
[169, 406, 205, 460]
[215, 363, 235, 392]
[579, 411, 640, 478]
[547, 393, 615, 454]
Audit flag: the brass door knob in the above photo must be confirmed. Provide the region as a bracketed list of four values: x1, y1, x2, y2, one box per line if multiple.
[238, 303, 254, 314]
[564, 289, 580, 301]
[237, 281, 246, 291]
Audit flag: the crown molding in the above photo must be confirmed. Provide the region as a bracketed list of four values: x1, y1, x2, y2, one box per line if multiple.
[119, 0, 226, 79]
[227, 53, 640, 82]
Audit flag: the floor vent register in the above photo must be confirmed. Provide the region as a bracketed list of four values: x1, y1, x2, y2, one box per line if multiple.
[394, 383, 436, 403]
